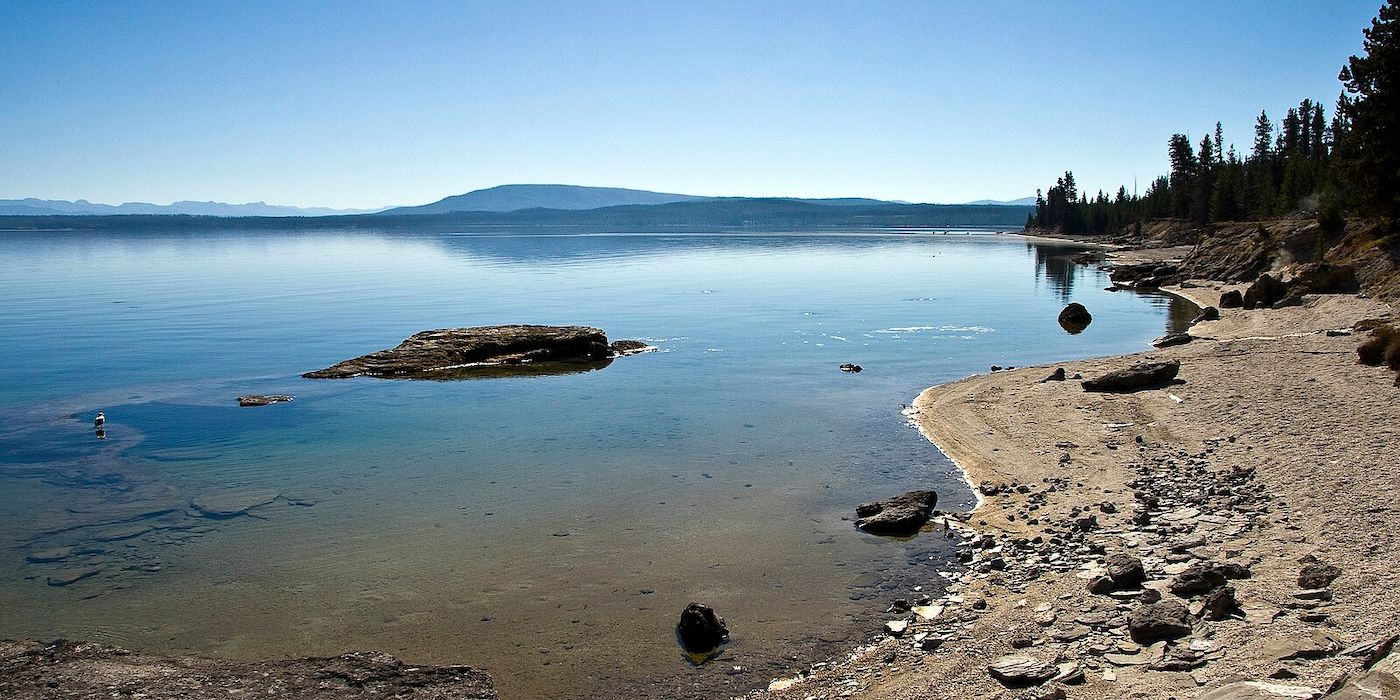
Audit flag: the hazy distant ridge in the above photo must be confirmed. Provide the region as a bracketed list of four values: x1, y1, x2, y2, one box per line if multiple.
[0, 198, 385, 217]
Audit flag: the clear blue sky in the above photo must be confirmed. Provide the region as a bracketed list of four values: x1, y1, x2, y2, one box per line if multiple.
[0, 1, 1383, 208]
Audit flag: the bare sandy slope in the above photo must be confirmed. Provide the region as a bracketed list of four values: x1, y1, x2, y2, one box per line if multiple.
[746, 285, 1399, 700]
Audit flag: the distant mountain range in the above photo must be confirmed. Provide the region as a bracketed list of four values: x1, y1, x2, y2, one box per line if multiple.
[0, 185, 1034, 219]
[380, 184, 1022, 215]
[963, 196, 1037, 206]
[0, 198, 385, 217]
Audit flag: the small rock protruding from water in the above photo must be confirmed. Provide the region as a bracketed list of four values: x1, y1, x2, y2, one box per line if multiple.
[676, 602, 728, 655]
[854, 490, 938, 536]
[237, 395, 293, 407]
[839, 363, 863, 373]
[1057, 303, 1093, 334]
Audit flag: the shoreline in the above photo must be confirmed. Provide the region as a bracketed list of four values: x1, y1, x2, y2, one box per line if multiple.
[750, 269, 1399, 698]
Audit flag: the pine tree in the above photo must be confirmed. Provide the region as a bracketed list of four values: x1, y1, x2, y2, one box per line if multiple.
[1338, 0, 1400, 219]
[1168, 134, 1198, 219]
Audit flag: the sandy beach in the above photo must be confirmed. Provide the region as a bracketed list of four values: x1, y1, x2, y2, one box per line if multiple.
[748, 272, 1400, 699]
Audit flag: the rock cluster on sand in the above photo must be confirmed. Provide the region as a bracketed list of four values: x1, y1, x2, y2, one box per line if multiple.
[854, 490, 938, 536]
[0, 640, 498, 699]
[303, 325, 647, 379]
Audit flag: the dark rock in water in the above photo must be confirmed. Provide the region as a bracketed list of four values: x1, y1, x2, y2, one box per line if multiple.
[237, 395, 293, 407]
[987, 655, 1058, 687]
[1152, 332, 1193, 348]
[1105, 553, 1146, 588]
[1192, 306, 1221, 323]
[1057, 303, 1093, 334]
[839, 363, 863, 373]
[1128, 600, 1192, 643]
[46, 567, 102, 587]
[1081, 360, 1180, 392]
[1199, 584, 1239, 621]
[1243, 274, 1288, 309]
[1169, 562, 1228, 597]
[303, 325, 614, 379]
[1297, 555, 1342, 589]
[1040, 367, 1067, 383]
[1219, 289, 1245, 308]
[676, 602, 728, 654]
[855, 490, 938, 536]
[609, 339, 653, 356]
[0, 639, 499, 699]
[190, 491, 280, 518]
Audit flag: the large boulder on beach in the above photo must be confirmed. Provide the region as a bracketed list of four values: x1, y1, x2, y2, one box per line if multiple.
[1128, 600, 1192, 643]
[1057, 303, 1093, 334]
[1219, 290, 1245, 308]
[1081, 360, 1181, 392]
[676, 602, 728, 654]
[1243, 274, 1288, 309]
[855, 490, 938, 536]
[304, 325, 615, 379]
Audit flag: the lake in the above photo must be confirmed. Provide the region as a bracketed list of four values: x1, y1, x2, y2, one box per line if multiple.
[0, 227, 1191, 698]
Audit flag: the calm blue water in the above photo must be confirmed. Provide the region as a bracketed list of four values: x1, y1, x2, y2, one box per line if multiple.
[0, 227, 1189, 698]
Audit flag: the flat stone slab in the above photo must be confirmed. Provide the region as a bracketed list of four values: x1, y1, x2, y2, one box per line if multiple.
[1195, 680, 1323, 699]
[303, 325, 616, 379]
[93, 525, 153, 542]
[0, 640, 499, 699]
[26, 547, 74, 563]
[46, 567, 102, 587]
[988, 654, 1058, 687]
[190, 491, 280, 518]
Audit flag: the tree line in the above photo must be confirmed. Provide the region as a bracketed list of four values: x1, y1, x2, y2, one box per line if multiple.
[1028, 0, 1398, 234]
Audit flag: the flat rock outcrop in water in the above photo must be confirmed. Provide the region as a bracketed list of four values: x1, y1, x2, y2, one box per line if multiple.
[303, 325, 641, 379]
[855, 490, 938, 535]
[0, 639, 498, 699]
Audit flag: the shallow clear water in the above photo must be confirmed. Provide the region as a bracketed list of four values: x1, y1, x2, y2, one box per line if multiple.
[0, 227, 1189, 698]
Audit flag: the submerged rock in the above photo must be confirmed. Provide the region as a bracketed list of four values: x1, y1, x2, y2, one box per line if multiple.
[46, 567, 102, 587]
[676, 602, 728, 654]
[854, 490, 938, 536]
[1082, 360, 1181, 392]
[190, 491, 280, 518]
[303, 325, 617, 379]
